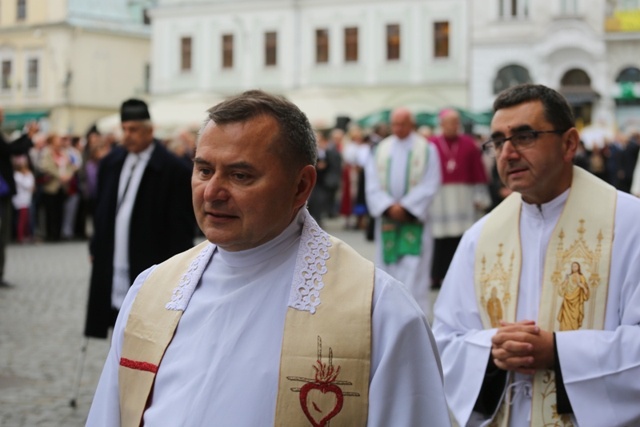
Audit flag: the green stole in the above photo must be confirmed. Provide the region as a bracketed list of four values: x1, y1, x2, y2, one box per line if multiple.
[474, 167, 616, 426]
[375, 135, 430, 263]
[118, 235, 374, 427]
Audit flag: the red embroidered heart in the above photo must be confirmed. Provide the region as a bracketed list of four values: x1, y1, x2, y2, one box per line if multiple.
[299, 382, 344, 427]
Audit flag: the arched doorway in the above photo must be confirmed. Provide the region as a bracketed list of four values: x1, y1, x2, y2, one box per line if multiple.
[614, 66, 640, 132]
[493, 64, 533, 94]
[559, 68, 599, 129]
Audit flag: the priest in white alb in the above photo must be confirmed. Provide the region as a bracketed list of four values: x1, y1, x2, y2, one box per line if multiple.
[365, 107, 441, 317]
[86, 90, 451, 427]
[433, 84, 640, 427]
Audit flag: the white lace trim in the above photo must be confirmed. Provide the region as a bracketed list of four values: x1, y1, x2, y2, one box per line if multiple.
[165, 243, 215, 311]
[287, 213, 332, 314]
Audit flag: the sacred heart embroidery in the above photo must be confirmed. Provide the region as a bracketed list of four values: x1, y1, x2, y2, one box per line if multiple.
[287, 336, 360, 427]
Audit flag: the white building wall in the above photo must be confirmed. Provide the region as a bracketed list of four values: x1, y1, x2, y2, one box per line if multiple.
[150, 0, 469, 126]
[469, 0, 609, 122]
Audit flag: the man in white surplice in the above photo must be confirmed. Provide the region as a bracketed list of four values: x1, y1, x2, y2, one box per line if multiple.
[365, 107, 441, 317]
[86, 91, 451, 426]
[433, 84, 640, 426]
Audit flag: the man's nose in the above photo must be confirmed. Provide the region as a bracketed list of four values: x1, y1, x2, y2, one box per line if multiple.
[499, 140, 520, 160]
[204, 175, 230, 201]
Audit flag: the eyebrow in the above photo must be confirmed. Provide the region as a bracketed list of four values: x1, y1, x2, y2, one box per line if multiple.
[193, 157, 257, 172]
[490, 124, 534, 139]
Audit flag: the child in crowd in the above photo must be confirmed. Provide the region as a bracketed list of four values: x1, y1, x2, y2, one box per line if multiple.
[12, 155, 35, 243]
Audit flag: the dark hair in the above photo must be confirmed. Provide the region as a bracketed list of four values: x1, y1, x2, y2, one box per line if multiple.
[203, 90, 317, 168]
[493, 84, 575, 131]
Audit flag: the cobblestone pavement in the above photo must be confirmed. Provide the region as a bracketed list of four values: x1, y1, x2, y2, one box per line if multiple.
[0, 219, 436, 426]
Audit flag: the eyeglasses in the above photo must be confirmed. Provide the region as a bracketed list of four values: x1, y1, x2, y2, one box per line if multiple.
[482, 129, 569, 157]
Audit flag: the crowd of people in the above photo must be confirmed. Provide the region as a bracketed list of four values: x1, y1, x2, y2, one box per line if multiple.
[1, 85, 639, 425]
[2, 120, 198, 246]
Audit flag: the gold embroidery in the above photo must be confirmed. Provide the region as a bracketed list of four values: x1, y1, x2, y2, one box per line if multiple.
[479, 244, 515, 328]
[549, 219, 605, 332]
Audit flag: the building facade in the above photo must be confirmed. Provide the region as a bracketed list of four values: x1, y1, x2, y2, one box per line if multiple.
[0, 0, 153, 134]
[469, 0, 640, 136]
[150, 0, 469, 128]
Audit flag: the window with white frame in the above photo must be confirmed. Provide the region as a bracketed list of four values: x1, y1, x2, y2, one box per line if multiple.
[17, 0, 26, 21]
[561, 0, 579, 15]
[222, 34, 234, 69]
[386, 24, 400, 61]
[620, 0, 639, 10]
[498, 0, 529, 19]
[434, 21, 449, 58]
[344, 27, 358, 63]
[2, 60, 12, 91]
[26, 57, 38, 90]
[265, 31, 277, 67]
[180, 36, 192, 72]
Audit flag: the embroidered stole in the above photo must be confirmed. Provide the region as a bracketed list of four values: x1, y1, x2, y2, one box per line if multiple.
[375, 135, 429, 263]
[474, 167, 616, 426]
[118, 237, 374, 427]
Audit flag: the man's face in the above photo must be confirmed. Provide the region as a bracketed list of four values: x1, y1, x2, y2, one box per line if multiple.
[440, 112, 460, 138]
[121, 120, 153, 153]
[192, 115, 315, 251]
[493, 100, 577, 205]
[391, 111, 413, 139]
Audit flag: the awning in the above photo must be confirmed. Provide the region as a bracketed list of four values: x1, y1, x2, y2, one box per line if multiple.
[559, 86, 600, 105]
[356, 109, 391, 129]
[2, 110, 49, 131]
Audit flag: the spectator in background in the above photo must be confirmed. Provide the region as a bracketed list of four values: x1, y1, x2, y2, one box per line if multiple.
[11, 155, 34, 243]
[79, 126, 110, 238]
[365, 122, 390, 241]
[307, 129, 342, 226]
[620, 130, 639, 194]
[61, 135, 83, 240]
[84, 98, 196, 340]
[38, 133, 78, 242]
[0, 109, 38, 287]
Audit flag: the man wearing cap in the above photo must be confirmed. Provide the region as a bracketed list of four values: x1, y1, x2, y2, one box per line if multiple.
[84, 99, 196, 339]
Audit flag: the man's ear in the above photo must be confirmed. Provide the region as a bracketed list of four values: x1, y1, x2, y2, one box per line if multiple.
[293, 164, 317, 210]
[563, 128, 580, 163]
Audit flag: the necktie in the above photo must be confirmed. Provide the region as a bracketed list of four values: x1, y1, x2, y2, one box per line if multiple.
[117, 156, 140, 213]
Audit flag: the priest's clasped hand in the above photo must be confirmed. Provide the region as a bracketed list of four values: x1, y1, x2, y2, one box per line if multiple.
[491, 320, 555, 375]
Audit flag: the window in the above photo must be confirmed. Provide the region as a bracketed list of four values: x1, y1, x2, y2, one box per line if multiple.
[2, 60, 11, 90]
[344, 27, 358, 62]
[265, 31, 277, 67]
[434, 22, 449, 58]
[616, 67, 640, 83]
[561, 69, 591, 86]
[222, 34, 233, 69]
[315, 29, 329, 64]
[26, 58, 38, 90]
[17, 0, 26, 20]
[493, 64, 532, 94]
[498, 0, 529, 19]
[180, 36, 192, 72]
[143, 9, 151, 25]
[386, 24, 400, 61]
[561, 0, 578, 14]
[144, 63, 151, 93]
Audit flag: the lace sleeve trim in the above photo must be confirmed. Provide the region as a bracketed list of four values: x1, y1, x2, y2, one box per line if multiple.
[165, 243, 215, 311]
[288, 213, 332, 314]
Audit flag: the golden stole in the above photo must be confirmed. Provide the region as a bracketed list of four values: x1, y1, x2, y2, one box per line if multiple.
[474, 167, 616, 426]
[118, 237, 374, 427]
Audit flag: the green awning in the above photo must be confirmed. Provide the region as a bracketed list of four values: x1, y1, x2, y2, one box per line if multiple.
[356, 109, 391, 128]
[2, 110, 49, 130]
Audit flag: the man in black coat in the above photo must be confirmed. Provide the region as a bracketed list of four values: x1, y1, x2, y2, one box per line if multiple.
[84, 99, 195, 338]
[0, 108, 38, 287]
